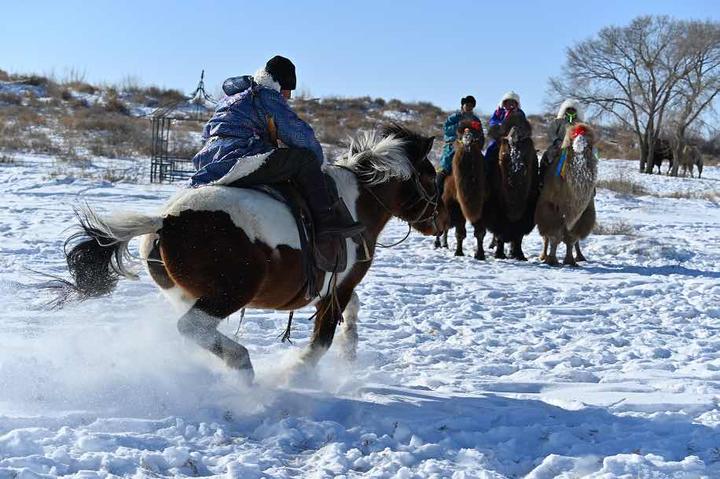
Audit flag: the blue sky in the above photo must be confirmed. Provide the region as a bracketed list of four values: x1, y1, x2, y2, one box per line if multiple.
[1, 0, 718, 114]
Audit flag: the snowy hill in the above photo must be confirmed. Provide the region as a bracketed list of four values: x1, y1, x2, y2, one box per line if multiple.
[1, 153, 719, 477]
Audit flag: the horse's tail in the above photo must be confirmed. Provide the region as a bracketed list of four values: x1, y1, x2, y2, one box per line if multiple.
[52, 205, 163, 306]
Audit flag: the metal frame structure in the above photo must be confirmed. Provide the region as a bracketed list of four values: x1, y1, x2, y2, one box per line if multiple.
[150, 71, 216, 183]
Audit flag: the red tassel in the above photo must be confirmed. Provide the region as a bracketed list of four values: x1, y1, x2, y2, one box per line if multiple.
[571, 125, 587, 139]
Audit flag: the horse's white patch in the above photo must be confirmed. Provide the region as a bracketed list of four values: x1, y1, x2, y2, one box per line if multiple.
[163, 186, 300, 250]
[138, 233, 157, 260]
[162, 286, 196, 312]
[315, 167, 361, 299]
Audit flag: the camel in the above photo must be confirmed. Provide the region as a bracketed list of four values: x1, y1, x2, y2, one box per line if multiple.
[535, 123, 598, 266]
[434, 120, 487, 258]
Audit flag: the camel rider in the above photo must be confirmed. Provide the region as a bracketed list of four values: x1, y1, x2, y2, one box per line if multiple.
[436, 95, 481, 198]
[485, 90, 527, 159]
[191, 55, 364, 272]
[540, 99, 583, 187]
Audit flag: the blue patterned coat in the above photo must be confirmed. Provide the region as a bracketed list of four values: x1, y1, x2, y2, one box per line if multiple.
[438, 111, 481, 172]
[190, 74, 323, 186]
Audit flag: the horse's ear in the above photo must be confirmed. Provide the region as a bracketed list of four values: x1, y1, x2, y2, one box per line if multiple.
[424, 136, 435, 157]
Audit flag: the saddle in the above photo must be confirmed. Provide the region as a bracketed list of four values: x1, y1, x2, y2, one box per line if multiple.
[248, 173, 367, 299]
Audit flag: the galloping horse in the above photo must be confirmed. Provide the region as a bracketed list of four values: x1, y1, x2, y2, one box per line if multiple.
[54, 125, 439, 380]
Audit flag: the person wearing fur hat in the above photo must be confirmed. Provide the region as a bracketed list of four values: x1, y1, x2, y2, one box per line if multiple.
[548, 99, 582, 147]
[191, 55, 363, 271]
[485, 90, 527, 158]
[436, 95, 482, 197]
[539, 99, 583, 187]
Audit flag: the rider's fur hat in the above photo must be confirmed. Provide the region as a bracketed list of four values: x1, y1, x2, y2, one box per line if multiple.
[263, 55, 297, 91]
[499, 90, 520, 107]
[461, 95, 476, 107]
[556, 99, 583, 120]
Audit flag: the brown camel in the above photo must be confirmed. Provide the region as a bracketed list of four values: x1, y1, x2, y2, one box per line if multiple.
[435, 120, 487, 258]
[535, 123, 598, 266]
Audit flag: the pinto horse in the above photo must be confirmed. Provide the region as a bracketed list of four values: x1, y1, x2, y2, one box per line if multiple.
[54, 125, 438, 380]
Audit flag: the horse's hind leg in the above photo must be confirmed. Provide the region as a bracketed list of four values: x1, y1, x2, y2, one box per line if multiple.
[337, 291, 360, 362]
[473, 223, 486, 260]
[442, 229, 449, 248]
[178, 298, 254, 381]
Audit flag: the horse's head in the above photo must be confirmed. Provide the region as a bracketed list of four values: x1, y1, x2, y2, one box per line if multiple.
[338, 124, 442, 236]
[380, 124, 441, 235]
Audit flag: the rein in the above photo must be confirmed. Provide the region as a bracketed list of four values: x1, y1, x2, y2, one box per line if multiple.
[335, 162, 439, 249]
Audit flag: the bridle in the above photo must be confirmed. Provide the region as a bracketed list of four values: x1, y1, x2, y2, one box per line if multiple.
[337, 159, 439, 248]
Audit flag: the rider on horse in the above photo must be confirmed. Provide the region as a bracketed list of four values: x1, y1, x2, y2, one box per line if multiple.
[436, 95, 481, 198]
[191, 55, 363, 271]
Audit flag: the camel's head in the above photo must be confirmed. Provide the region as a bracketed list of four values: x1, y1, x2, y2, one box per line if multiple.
[564, 123, 596, 157]
[456, 120, 484, 149]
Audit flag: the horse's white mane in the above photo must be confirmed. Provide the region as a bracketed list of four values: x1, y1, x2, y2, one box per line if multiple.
[335, 131, 413, 186]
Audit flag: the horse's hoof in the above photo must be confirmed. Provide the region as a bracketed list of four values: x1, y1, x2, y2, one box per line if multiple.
[455, 250, 465, 257]
[513, 254, 527, 261]
[575, 254, 587, 262]
[495, 253, 507, 260]
[474, 252, 485, 261]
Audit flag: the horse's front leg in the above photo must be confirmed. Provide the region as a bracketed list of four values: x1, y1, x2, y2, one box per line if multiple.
[300, 289, 351, 367]
[177, 299, 254, 382]
[337, 291, 360, 362]
[442, 230, 449, 248]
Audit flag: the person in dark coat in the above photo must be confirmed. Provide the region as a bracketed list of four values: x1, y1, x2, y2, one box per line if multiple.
[436, 96, 482, 197]
[485, 90, 527, 159]
[539, 99, 583, 187]
[191, 56, 363, 271]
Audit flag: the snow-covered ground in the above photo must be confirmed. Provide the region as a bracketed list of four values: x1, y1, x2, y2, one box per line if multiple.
[1, 155, 719, 478]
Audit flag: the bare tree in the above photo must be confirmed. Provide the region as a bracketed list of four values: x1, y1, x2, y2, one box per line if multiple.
[666, 20, 720, 175]
[549, 16, 718, 173]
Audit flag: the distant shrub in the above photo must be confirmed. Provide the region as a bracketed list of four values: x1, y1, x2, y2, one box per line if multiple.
[0, 92, 23, 105]
[104, 91, 130, 115]
[597, 177, 648, 196]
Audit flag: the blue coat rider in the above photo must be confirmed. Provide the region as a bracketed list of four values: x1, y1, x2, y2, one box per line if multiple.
[436, 95, 481, 197]
[191, 56, 363, 271]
